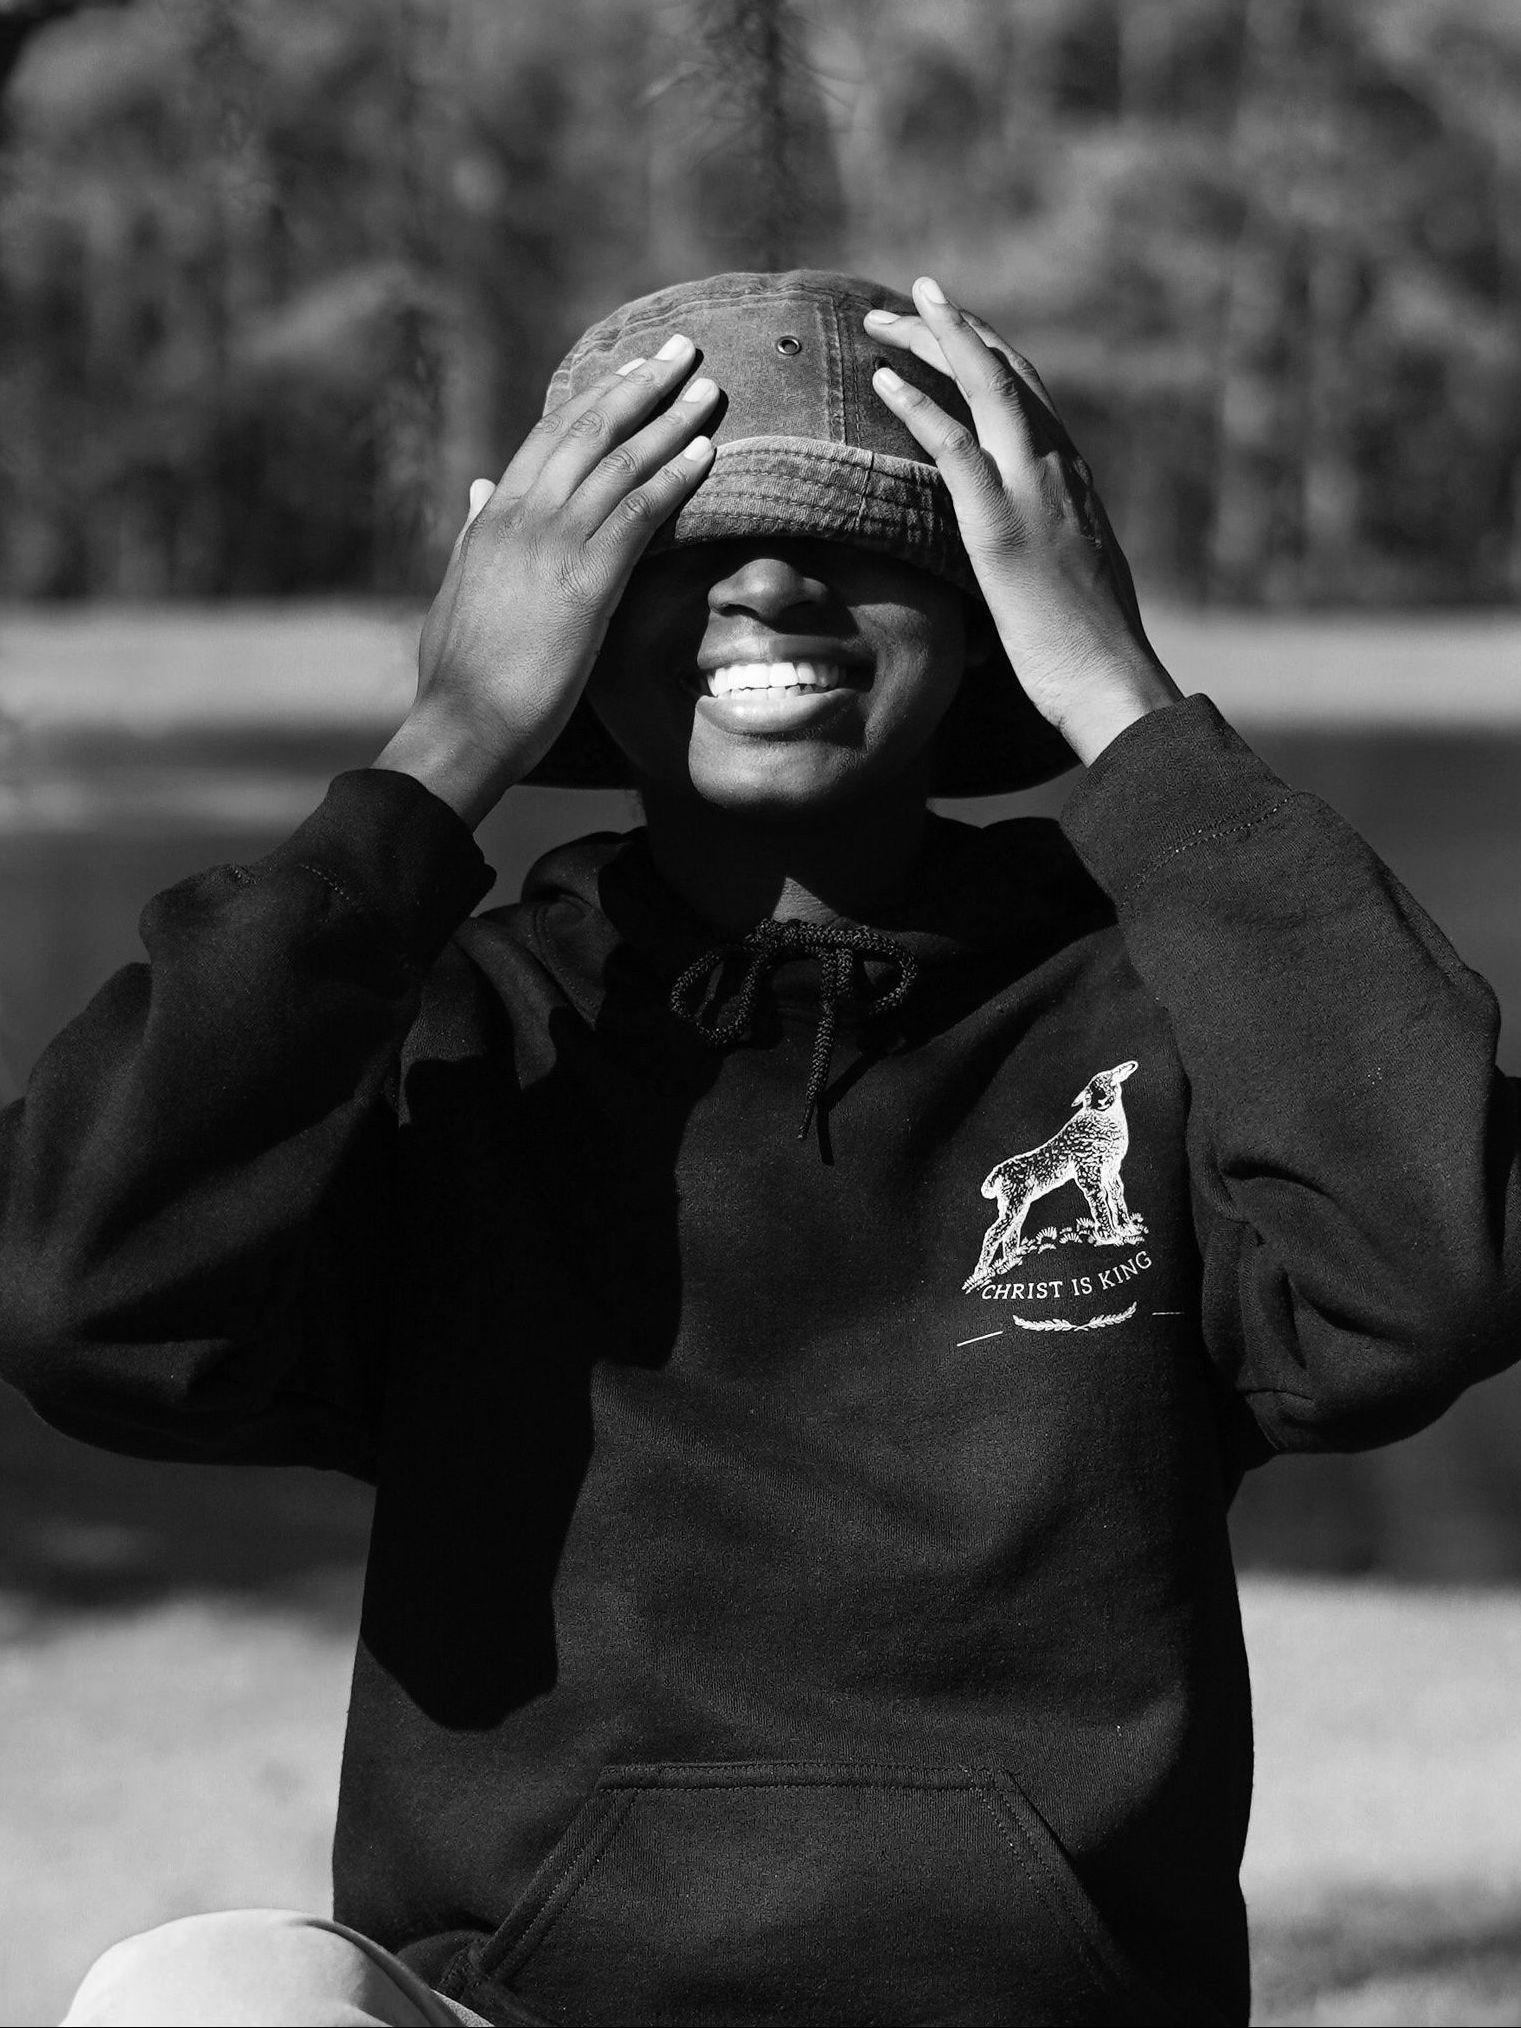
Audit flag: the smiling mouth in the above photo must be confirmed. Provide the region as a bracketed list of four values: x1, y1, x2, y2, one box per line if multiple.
[703, 660, 858, 697]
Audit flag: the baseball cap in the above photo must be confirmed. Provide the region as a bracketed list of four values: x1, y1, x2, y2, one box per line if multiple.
[525, 270, 1076, 797]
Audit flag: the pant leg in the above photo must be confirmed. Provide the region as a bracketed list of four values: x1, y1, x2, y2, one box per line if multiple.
[61, 1908, 491, 2028]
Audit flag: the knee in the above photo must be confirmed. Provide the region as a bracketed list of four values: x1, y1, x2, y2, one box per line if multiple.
[64, 1909, 334, 2026]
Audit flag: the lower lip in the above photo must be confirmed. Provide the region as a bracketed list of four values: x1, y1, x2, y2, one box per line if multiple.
[693, 686, 858, 737]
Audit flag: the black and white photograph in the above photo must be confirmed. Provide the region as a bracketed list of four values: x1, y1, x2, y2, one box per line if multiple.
[1, 2, 1519, 2022]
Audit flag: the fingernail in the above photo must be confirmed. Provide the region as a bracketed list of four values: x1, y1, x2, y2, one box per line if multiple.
[873, 365, 905, 392]
[681, 435, 713, 461]
[657, 333, 694, 361]
[915, 275, 947, 305]
[863, 308, 898, 323]
[617, 357, 646, 376]
[680, 376, 716, 403]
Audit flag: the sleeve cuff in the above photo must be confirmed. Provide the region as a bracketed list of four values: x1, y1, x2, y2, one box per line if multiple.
[251, 768, 495, 966]
[1059, 693, 1294, 906]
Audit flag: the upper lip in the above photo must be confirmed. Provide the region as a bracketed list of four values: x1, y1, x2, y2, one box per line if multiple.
[696, 640, 871, 677]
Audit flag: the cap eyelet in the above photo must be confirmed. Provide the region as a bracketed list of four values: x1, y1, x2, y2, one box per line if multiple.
[775, 334, 802, 357]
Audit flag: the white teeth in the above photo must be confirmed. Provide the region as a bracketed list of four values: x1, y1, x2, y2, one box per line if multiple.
[707, 661, 845, 696]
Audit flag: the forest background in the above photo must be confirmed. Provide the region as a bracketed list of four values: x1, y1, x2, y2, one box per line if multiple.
[3, 0, 1520, 613]
[4, 5, 1521, 2023]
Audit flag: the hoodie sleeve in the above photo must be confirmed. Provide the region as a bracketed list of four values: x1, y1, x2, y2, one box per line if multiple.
[0, 769, 493, 1475]
[1061, 694, 1521, 1453]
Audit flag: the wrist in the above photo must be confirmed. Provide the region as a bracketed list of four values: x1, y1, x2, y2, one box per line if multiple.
[1053, 657, 1184, 767]
[373, 702, 524, 830]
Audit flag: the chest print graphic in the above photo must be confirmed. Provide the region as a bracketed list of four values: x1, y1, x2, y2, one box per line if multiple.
[963, 1060, 1148, 1295]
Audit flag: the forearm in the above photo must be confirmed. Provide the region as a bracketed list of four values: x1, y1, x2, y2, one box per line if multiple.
[1062, 695, 1521, 1447]
[0, 769, 492, 1462]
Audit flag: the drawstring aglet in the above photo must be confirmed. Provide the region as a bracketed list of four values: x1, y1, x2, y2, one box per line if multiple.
[797, 961, 842, 1140]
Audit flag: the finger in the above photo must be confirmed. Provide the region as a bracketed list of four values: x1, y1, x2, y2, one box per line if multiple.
[870, 365, 1016, 553]
[867, 304, 1071, 449]
[466, 478, 494, 528]
[905, 276, 1085, 489]
[562, 376, 720, 531]
[914, 304, 1064, 422]
[935, 307, 1079, 467]
[488, 338, 685, 497]
[863, 307, 952, 379]
[907, 277, 1049, 476]
[868, 293, 1026, 391]
[866, 305, 1030, 386]
[440, 479, 499, 582]
[515, 333, 701, 507]
[991, 338, 1063, 425]
[580, 434, 716, 586]
[491, 363, 636, 498]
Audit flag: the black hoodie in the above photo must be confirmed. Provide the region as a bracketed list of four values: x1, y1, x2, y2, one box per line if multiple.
[2, 696, 1518, 2027]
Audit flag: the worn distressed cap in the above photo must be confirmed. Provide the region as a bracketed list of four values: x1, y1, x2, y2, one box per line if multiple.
[526, 269, 1076, 797]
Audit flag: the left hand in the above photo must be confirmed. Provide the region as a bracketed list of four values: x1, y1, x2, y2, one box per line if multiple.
[865, 277, 1182, 764]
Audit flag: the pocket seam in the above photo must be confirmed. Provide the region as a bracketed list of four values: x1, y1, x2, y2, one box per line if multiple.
[978, 1778, 1178, 2023]
[607, 1776, 978, 1792]
[595, 1762, 1012, 1793]
[973, 1783, 1126, 2004]
[479, 1789, 636, 1983]
[476, 1760, 1179, 2022]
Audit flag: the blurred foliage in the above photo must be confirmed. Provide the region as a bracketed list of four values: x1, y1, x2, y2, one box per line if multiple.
[0, 0, 1518, 604]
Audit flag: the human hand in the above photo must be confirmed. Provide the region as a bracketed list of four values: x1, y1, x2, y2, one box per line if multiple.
[376, 337, 719, 825]
[865, 278, 1182, 764]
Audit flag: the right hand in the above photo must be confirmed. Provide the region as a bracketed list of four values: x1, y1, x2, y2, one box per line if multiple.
[378, 336, 719, 824]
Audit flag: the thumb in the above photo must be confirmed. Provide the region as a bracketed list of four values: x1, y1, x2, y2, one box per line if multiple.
[465, 477, 495, 528]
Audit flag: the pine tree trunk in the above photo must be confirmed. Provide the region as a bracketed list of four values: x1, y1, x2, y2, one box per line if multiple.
[1496, 140, 1521, 599]
[1299, 237, 1360, 600]
[682, 0, 842, 272]
[1116, 0, 1172, 121]
[1206, 0, 1301, 603]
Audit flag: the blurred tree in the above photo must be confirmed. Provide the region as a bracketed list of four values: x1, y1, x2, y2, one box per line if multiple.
[676, 0, 844, 269]
[832, 0, 1521, 604]
[0, 0, 1517, 605]
[0, 0, 129, 106]
[0, 0, 658, 594]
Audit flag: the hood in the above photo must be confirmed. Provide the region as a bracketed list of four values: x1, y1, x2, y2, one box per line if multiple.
[511, 806, 1109, 1026]
[500, 815, 1113, 1149]
[516, 814, 1110, 1000]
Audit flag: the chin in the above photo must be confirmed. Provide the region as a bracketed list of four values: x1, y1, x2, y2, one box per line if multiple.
[680, 740, 917, 825]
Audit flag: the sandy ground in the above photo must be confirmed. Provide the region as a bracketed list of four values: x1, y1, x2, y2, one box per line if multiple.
[1, 1577, 1518, 2026]
[1243, 1582, 1521, 2025]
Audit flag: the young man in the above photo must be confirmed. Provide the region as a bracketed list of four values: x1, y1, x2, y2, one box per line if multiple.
[5, 270, 1519, 2027]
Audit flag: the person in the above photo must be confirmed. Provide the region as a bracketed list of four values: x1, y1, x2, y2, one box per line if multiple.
[3, 268, 1518, 2028]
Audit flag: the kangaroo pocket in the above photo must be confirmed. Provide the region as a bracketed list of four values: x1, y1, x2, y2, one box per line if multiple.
[461, 1762, 1179, 2027]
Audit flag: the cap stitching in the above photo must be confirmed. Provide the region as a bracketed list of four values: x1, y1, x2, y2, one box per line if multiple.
[847, 449, 877, 541]
[823, 288, 846, 445]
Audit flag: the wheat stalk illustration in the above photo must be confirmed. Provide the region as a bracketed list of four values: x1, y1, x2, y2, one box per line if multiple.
[1005, 1303, 1138, 1334]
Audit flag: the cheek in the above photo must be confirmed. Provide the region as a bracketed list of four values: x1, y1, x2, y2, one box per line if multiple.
[864, 673, 962, 787]
[583, 591, 705, 774]
[585, 662, 697, 784]
[866, 616, 964, 746]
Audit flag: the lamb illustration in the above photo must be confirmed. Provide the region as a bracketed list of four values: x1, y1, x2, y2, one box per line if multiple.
[963, 1061, 1143, 1292]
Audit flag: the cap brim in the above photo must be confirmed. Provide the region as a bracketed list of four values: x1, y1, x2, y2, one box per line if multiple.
[525, 436, 1077, 797]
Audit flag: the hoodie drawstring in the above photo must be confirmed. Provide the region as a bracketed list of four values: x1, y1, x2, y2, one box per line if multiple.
[669, 919, 917, 1141]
